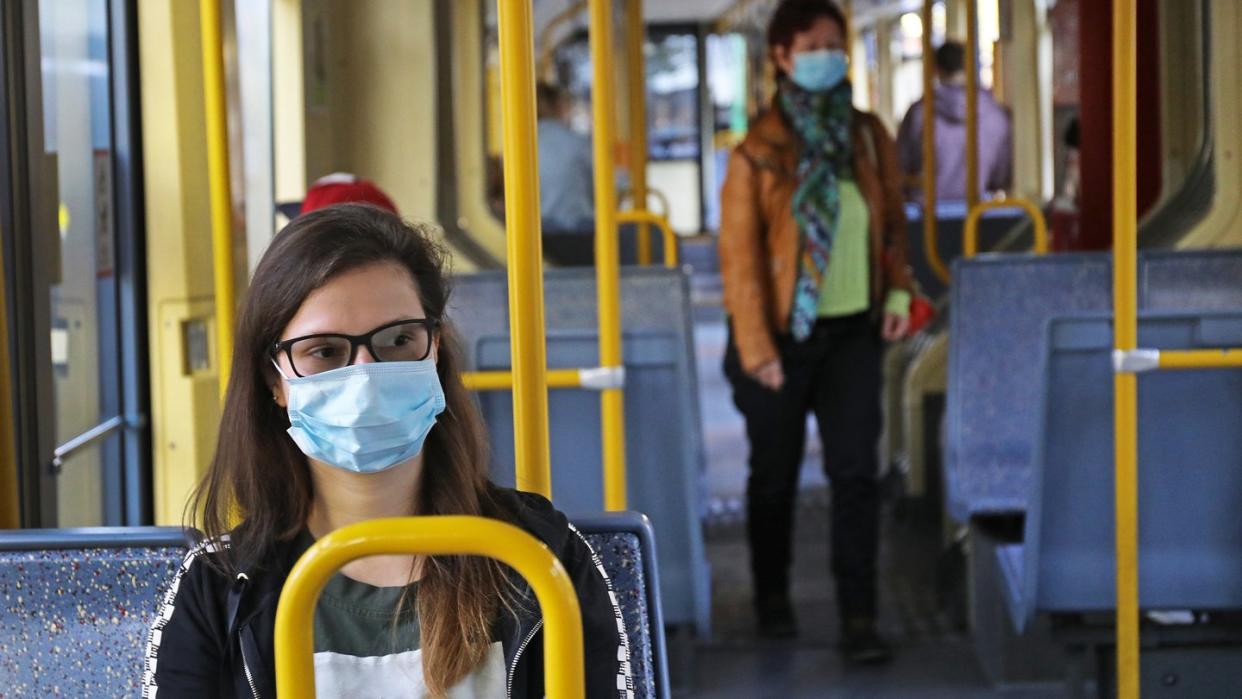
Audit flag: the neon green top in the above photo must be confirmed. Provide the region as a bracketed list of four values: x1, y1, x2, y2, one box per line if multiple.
[817, 179, 909, 318]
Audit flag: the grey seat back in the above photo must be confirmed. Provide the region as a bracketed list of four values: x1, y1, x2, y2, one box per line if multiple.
[1016, 311, 1242, 629]
[947, 250, 1242, 522]
[450, 267, 711, 634]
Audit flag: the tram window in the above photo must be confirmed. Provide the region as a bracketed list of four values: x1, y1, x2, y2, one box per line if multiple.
[706, 33, 748, 233]
[31, 0, 127, 526]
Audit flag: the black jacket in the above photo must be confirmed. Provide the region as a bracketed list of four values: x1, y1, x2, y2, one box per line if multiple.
[141, 488, 633, 698]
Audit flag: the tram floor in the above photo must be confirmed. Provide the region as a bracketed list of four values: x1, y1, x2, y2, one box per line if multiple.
[675, 490, 1063, 698]
[683, 311, 1062, 697]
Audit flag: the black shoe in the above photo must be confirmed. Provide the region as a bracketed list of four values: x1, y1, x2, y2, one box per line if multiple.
[755, 594, 798, 639]
[840, 620, 893, 664]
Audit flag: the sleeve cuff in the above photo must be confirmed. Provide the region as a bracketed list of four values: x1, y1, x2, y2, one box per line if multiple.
[884, 289, 911, 319]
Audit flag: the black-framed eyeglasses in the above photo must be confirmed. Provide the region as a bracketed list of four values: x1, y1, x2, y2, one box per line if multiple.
[272, 318, 439, 377]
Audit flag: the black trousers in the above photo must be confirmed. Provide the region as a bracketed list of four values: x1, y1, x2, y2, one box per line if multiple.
[724, 312, 883, 621]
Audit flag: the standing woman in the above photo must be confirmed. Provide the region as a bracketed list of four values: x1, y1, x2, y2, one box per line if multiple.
[142, 205, 631, 697]
[719, 0, 912, 661]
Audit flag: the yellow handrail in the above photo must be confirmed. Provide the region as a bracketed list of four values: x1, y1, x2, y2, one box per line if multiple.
[621, 187, 671, 220]
[1157, 349, 1242, 370]
[964, 0, 980, 212]
[200, 0, 235, 397]
[1111, 1, 1140, 696]
[537, 1, 588, 81]
[589, 0, 628, 512]
[463, 369, 583, 392]
[625, 0, 651, 266]
[274, 517, 584, 698]
[963, 198, 1049, 258]
[461, 367, 624, 392]
[921, 0, 949, 284]
[617, 210, 679, 269]
[498, 0, 554, 498]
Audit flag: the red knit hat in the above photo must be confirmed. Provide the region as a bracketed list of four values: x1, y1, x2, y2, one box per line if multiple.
[300, 173, 398, 215]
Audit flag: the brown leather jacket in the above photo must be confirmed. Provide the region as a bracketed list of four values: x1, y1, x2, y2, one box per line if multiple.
[718, 103, 913, 373]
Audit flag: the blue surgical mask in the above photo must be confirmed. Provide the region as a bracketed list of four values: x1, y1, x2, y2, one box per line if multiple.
[790, 49, 849, 92]
[276, 360, 446, 474]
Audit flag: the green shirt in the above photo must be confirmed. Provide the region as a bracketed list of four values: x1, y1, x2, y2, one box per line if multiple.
[816, 179, 910, 319]
[312, 566, 421, 656]
[299, 530, 508, 696]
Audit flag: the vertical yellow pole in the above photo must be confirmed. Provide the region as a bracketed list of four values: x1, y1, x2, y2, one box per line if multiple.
[589, 0, 628, 511]
[921, 0, 948, 283]
[964, 0, 979, 210]
[1112, 0, 1140, 696]
[626, 0, 652, 266]
[497, 0, 554, 498]
[199, 0, 235, 398]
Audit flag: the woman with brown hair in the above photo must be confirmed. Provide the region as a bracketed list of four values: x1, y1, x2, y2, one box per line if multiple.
[142, 204, 630, 697]
[718, 0, 912, 661]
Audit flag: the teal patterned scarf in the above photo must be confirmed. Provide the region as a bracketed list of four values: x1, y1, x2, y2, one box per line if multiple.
[778, 79, 854, 341]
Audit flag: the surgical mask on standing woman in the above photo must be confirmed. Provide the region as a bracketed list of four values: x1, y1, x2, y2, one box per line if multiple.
[790, 48, 849, 92]
[275, 359, 446, 473]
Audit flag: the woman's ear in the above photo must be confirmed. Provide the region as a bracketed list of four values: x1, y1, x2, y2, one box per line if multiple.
[773, 45, 795, 77]
[431, 334, 441, 363]
[271, 382, 288, 409]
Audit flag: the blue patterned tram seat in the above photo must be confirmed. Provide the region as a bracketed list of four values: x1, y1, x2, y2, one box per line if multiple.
[0, 527, 191, 697]
[0, 515, 669, 698]
[575, 511, 671, 699]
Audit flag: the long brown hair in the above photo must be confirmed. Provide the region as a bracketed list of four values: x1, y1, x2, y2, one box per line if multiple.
[190, 204, 514, 694]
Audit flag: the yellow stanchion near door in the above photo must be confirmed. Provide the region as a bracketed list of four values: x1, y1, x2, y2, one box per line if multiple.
[589, 0, 629, 511]
[200, 0, 235, 397]
[274, 518, 584, 698]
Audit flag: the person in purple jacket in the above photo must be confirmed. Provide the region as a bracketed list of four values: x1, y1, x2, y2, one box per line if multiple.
[895, 41, 1013, 201]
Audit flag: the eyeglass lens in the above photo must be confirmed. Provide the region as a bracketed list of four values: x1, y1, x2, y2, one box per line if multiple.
[287, 322, 431, 376]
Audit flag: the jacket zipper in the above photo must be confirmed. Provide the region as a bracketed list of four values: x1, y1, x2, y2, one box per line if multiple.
[506, 619, 543, 699]
[242, 649, 261, 699]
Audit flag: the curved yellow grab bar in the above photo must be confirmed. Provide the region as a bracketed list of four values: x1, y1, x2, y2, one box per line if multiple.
[536, 1, 588, 80]
[200, 0, 236, 397]
[963, 198, 1050, 258]
[275, 516, 584, 698]
[617, 210, 680, 269]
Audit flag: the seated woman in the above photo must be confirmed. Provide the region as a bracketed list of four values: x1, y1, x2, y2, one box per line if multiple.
[142, 204, 631, 697]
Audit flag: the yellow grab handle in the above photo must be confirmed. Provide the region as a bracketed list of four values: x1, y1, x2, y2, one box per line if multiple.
[963, 198, 1050, 258]
[275, 516, 584, 698]
[617, 210, 679, 269]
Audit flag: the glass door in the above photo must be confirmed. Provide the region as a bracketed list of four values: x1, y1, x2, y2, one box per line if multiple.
[1, 0, 147, 527]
